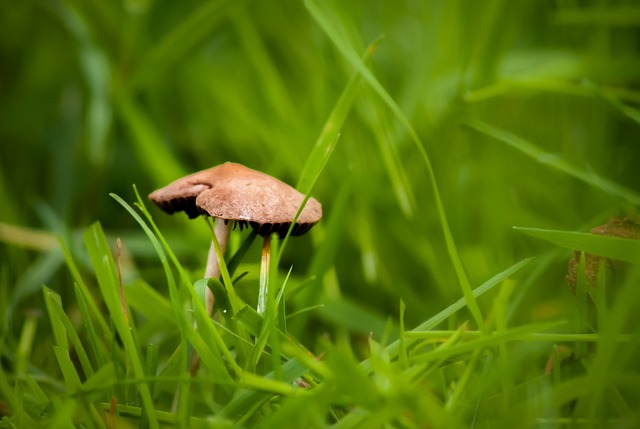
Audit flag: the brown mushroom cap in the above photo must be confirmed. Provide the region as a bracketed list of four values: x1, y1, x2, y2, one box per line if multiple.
[148, 162, 322, 237]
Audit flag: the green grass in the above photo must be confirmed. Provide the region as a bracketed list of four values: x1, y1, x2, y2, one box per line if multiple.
[2, 0, 640, 427]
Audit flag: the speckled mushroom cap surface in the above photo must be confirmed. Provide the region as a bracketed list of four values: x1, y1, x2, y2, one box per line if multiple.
[148, 162, 322, 237]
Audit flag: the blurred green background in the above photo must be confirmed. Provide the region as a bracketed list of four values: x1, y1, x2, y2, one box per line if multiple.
[1, 0, 640, 344]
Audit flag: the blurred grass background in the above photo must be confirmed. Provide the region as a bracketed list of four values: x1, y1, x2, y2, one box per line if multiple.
[1, 0, 640, 426]
[2, 0, 639, 340]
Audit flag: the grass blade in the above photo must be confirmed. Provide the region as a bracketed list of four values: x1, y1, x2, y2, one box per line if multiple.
[74, 283, 107, 372]
[514, 227, 640, 264]
[410, 321, 564, 364]
[59, 238, 112, 339]
[84, 222, 159, 429]
[466, 119, 640, 206]
[43, 287, 95, 380]
[360, 257, 534, 373]
[222, 358, 308, 419]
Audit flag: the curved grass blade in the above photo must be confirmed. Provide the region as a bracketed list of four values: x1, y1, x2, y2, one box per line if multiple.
[278, 36, 383, 260]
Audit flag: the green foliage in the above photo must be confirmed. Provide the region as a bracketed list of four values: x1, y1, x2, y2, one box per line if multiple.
[2, 0, 640, 427]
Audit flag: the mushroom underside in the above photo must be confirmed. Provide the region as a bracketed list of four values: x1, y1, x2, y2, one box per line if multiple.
[153, 199, 316, 237]
[154, 197, 201, 219]
[227, 218, 315, 238]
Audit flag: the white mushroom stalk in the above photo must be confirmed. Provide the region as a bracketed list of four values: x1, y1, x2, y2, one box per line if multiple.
[257, 235, 271, 315]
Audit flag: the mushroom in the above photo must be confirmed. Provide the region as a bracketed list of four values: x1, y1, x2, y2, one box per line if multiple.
[149, 162, 322, 315]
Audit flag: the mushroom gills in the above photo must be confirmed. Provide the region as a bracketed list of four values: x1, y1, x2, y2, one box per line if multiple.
[227, 219, 317, 237]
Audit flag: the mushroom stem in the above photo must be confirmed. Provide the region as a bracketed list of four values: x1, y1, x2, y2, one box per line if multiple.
[190, 220, 231, 377]
[257, 235, 271, 315]
[204, 219, 231, 316]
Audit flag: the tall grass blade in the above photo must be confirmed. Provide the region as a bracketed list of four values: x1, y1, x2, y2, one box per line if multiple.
[305, 0, 483, 328]
[278, 36, 382, 258]
[296, 36, 382, 194]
